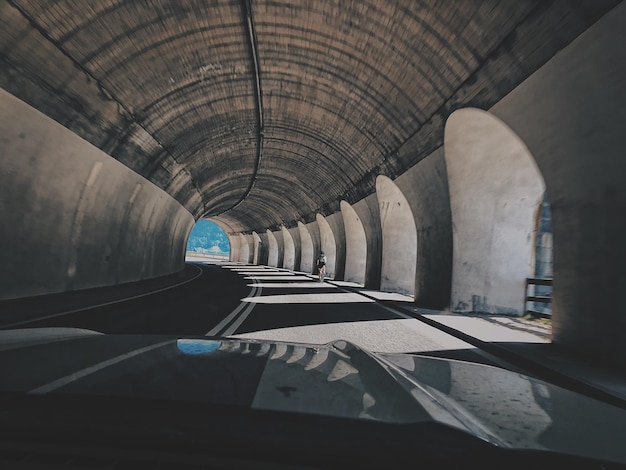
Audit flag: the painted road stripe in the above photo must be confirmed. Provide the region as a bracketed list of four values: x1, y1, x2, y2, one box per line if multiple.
[29, 340, 173, 394]
[2, 264, 204, 329]
[221, 294, 259, 336]
[205, 272, 262, 336]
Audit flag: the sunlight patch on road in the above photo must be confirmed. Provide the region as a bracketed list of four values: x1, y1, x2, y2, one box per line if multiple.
[230, 319, 474, 354]
[237, 271, 293, 276]
[332, 281, 365, 288]
[246, 282, 333, 289]
[244, 275, 313, 281]
[241, 292, 376, 304]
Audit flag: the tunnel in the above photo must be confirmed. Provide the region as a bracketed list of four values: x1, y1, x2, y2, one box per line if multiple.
[1, 0, 625, 367]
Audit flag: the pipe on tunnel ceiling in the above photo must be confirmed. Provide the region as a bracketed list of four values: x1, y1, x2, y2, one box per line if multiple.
[220, 0, 265, 216]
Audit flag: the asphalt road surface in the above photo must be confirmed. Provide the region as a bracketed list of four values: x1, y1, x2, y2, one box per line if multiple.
[0, 261, 517, 367]
[5, 260, 625, 415]
[1, 262, 406, 337]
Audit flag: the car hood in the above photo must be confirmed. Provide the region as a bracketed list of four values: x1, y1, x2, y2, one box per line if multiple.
[1, 327, 625, 464]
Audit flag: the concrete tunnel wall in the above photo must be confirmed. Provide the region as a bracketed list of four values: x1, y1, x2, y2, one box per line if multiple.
[257, 231, 270, 266]
[288, 226, 301, 272]
[297, 222, 314, 274]
[444, 108, 545, 315]
[238, 233, 251, 264]
[340, 200, 367, 285]
[281, 226, 295, 271]
[252, 231, 262, 265]
[227, 233, 240, 263]
[316, 213, 336, 279]
[272, 228, 285, 268]
[325, 211, 346, 282]
[214, 3, 625, 366]
[376, 175, 418, 296]
[352, 193, 383, 290]
[393, 148, 453, 309]
[1, 2, 623, 368]
[0, 89, 194, 300]
[490, 1, 626, 363]
[306, 220, 321, 271]
[266, 229, 279, 267]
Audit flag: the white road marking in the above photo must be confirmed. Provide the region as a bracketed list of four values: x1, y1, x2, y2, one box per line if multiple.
[1, 265, 204, 329]
[29, 340, 173, 394]
[205, 271, 262, 336]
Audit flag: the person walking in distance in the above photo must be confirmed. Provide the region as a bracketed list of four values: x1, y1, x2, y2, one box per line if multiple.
[316, 251, 327, 282]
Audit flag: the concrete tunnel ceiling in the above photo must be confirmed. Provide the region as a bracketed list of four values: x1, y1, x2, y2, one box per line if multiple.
[0, 0, 619, 234]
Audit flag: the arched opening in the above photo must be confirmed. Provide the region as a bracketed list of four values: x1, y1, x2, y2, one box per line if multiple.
[530, 193, 553, 315]
[238, 233, 250, 264]
[266, 229, 279, 267]
[298, 221, 314, 274]
[185, 219, 230, 261]
[316, 214, 336, 279]
[282, 226, 295, 271]
[444, 108, 546, 315]
[375, 175, 417, 296]
[340, 200, 367, 285]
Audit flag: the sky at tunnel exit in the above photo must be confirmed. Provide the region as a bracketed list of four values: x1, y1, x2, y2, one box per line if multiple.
[186, 220, 230, 255]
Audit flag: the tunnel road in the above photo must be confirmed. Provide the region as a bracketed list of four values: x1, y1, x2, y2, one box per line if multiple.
[0, 262, 519, 370]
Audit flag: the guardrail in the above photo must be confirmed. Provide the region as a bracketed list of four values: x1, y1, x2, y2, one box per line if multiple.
[525, 277, 552, 317]
[185, 252, 230, 261]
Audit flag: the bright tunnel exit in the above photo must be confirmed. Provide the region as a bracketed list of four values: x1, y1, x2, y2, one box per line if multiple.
[185, 219, 230, 261]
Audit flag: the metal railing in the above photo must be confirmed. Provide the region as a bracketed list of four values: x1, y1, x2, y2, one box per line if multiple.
[525, 278, 552, 317]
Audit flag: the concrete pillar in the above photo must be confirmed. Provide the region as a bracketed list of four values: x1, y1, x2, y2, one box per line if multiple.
[316, 214, 336, 279]
[307, 220, 321, 260]
[394, 148, 453, 309]
[266, 229, 279, 267]
[227, 233, 240, 263]
[298, 221, 314, 274]
[490, 2, 626, 363]
[281, 226, 296, 270]
[376, 175, 417, 296]
[272, 228, 285, 268]
[352, 193, 382, 290]
[325, 211, 346, 281]
[252, 231, 263, 265]
[444, 108, 544, 315]
[341, 200, 367, 285]
[238, 233, 251, 264]
[289, 226, 302, 272]
[257, 231, 270, 266]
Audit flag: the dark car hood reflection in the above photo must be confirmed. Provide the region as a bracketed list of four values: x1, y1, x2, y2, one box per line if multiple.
[0, 327, 625, 465]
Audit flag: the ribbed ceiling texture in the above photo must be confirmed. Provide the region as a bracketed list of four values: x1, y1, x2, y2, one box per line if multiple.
[0, 0, 618, 233]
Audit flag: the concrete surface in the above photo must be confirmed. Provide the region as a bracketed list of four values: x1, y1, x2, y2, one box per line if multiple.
[376, 175, 417, 295]
[0, 89, 194, 300]
[444, 108, 545, 316]
[491, 2, 626, 363]
[0, 1, 624, 376]
[340, 201, 367, 285]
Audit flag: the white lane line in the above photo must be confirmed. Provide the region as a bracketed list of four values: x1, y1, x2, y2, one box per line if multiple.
[2, 264, 204, 329]
[29, 340, 173, 394]
[208, 265, 397, 337]
[222, 294, 259, 336]
[205, 283, 255, 336]
[205, 273, 262, 336]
